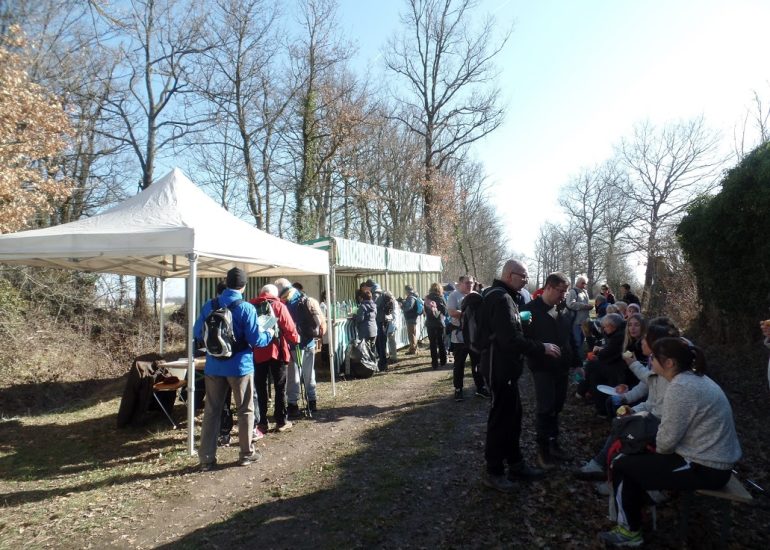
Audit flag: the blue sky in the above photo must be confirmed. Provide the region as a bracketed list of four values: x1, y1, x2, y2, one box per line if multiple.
[337, 0, 770, 260]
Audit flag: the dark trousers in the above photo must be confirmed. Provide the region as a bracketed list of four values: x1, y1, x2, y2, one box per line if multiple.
[254, 359, 287, 427]
[531, 368, 569, 446]
[585, 360, 620, 413]
[427, 325, 446, 366]
[611, 453, 731, 531]
[376, 324, 388, 369]
[453, 343, 484, 390]
[484, 376, 523, 475]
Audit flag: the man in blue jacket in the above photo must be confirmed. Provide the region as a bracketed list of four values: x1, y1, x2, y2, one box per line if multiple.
[194, 267, 272, 471]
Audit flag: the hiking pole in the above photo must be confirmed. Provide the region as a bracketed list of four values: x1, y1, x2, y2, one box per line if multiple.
[296, 345, 312, 419]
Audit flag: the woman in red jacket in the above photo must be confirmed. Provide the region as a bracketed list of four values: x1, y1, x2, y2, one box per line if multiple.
[251, 284, 300, 434]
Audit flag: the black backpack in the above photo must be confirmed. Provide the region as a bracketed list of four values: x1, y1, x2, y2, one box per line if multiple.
[295, 295, 322, 340]
[462, 287, 505, 354]
[203, 298, 247, 359]
[380, 292, 395, 316]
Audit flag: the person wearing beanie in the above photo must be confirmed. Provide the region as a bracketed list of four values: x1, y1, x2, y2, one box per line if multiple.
[194, 267, 272, 471]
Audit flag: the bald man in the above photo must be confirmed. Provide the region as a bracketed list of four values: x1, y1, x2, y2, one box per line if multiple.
[479, 260, 561, 492]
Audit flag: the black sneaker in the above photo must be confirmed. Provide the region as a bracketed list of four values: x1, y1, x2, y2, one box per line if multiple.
[549, 439, 571, 462]
[309, 400, 317, 413]
[475, 387, 491, 399]
[454, 388, 464, 401]
[508, 461, 546, 481]
[199, 461, 217, 472]
[287, 403, 300, 419]
[482, 471, 516, 493]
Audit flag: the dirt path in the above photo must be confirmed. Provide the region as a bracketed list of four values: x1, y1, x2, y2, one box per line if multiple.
[3, 347, 768, 549]
[97, 355, 490, 549]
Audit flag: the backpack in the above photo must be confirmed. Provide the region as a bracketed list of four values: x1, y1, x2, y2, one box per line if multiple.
[609, 413, 660, 455]
[307, 296, 327, 337]
[255, 300, 279, 341]
[380, 292, 396, 317]
[462, 288, 505, 354]
[203, 297, 247, 359]
[296, 295, 326, 340]
[424, 297, 440, 319]
[414, 296, 424, 316]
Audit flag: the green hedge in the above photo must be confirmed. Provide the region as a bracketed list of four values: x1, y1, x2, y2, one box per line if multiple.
[678, 142, 770, 340]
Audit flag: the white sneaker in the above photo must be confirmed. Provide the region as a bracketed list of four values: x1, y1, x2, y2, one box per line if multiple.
[574, 459, 605, 480]
[594, 481, 611, 496]
[581, 459, 603, 474]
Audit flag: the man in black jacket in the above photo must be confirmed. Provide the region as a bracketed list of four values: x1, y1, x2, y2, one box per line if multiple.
[480, 260, 562, 493]
[620, 283, 640, 306]
[521, 272, 574, 469]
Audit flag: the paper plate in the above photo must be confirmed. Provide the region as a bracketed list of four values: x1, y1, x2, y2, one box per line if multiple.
[596, 384, 619, 396]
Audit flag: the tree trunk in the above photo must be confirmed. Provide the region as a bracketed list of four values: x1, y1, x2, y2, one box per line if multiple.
[134, 276, 149, 319]
[641, 229, 658, 313]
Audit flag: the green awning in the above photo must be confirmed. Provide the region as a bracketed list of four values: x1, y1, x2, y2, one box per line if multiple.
[303, 236, 442, 273]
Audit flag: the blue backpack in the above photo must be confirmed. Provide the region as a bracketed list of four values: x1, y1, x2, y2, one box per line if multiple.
[414, 296, 424, 315]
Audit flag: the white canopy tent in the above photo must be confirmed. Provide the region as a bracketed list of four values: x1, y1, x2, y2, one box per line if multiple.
[0, 168, 330, 455]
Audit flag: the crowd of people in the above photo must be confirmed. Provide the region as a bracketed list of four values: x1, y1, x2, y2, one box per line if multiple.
[193, 268, 328, 470]
[191, 263, 761, 548]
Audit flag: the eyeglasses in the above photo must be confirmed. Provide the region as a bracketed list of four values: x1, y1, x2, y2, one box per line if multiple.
[512, 272, 528, 280]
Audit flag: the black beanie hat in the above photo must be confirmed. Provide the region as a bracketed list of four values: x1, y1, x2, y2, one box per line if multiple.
[226, 267, 247, 289]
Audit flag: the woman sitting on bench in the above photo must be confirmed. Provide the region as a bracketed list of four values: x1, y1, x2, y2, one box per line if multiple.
[597, 337, 742, 548]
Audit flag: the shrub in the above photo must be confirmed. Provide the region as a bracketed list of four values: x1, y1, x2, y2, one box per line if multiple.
[678, 142, 770, 342]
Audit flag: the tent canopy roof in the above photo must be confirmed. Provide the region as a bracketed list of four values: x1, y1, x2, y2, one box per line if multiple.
[0, 168, 328, 278]
[303, 236, 442, 274]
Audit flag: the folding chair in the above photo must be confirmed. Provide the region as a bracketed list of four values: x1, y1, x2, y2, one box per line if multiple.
[152, 378, 186, 429]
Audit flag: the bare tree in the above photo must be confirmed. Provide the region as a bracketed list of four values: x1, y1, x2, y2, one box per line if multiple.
[558, 160, 636, 293]
[441, 158, 507, 282]
[733, 87, 770, 160]
[286, 0, 359, 242]
[5, 1, 128, 223]
[384, 0, 509, 253]
[532, 222, 582, 288]
[194, 0, 291, 230]
[97, 0, 211, 317]
[558, 167, 607, 292]
[618, 117, 723, 311]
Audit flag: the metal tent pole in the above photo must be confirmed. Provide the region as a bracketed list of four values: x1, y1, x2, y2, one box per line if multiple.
[186, 254, 198, 456]
[325, 272, 335, 396]
[159, 277, 166, 355]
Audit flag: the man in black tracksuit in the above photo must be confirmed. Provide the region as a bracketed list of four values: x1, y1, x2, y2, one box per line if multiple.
[521, 272, 574, 469]
[481, 260, 562, 493]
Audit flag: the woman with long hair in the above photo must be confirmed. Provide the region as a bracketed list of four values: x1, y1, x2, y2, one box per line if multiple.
[424, 282, 448, 368]
[623, 313, 648, 365]
[598, 337, 742, 547]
